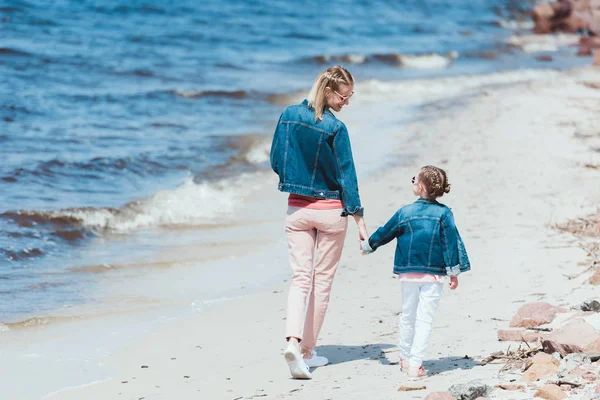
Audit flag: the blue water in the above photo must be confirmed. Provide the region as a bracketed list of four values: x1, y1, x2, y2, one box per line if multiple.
[0, 0, 585, 323]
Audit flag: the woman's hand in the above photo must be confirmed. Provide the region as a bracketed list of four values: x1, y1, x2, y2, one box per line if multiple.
[449, 276, 459, 290]
[353, 215, 368, 241]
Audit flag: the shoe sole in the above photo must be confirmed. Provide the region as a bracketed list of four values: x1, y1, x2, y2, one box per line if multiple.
[284, 348, 312, 379]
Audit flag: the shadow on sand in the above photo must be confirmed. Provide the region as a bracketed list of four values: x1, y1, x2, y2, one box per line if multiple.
[315, 344, 479, 376]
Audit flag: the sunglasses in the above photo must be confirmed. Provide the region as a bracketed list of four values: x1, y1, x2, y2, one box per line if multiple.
[333, 89, 354, 102]
[411, 176, 417, 184]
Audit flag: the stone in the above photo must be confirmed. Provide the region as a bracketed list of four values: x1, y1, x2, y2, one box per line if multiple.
[534, 383, 567, 400]
[584, 372, 597, 381]
[590, 268, 600, 284]
[510, 303, 563, 328]
[449, 380, 492, 400]
[595, 49, 600, 66]
[497, 329, 543, 342]
[521, 363, 559, 381]
[595, 383, 600, 394]
[543, 340, 584, 357]
[496, 383, 525, 391]
[558, 353, 592, 378]
[581, 300, 600, 312]
[533, 352, 560, 366]
[425, 393, 454, 400]
[536, 55, 553, 62]
[546, 319, 600, 349]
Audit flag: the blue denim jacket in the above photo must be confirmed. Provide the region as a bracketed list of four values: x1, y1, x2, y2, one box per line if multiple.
[270, 100, 363, 216]
[362, 198, 470, 276]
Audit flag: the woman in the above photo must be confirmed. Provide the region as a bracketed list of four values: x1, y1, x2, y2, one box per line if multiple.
[270, 65, 368, 379]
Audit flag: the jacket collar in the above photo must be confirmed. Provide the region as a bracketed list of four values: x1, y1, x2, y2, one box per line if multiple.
[415, 197, 438, 204]
[302, 99, 333, 117]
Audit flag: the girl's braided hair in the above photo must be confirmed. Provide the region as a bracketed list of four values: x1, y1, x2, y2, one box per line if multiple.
[418, 165, 451, 199]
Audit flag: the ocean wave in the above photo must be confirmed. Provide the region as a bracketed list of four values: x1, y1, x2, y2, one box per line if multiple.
[304, 51, 459, 69]
[353, 69, 561, 107]
[507, 34, 580, 53]
[1, 247, 44, 261]
[168, 89, 250, 99]
[1, 134, 270, 236]
[0, 47, 30, 57]
[1, 155, 170, 184]
[2, 176, 256, 234]
[1, 315, 85, 331]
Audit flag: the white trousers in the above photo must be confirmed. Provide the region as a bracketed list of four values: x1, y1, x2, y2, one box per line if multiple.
[398, 281, 443, 370]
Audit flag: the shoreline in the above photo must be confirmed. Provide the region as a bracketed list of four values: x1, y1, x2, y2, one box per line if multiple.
[4, 65, 600, 399]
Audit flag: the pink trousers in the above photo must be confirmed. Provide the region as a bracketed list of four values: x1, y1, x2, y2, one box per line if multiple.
[284, 206, 348, 353]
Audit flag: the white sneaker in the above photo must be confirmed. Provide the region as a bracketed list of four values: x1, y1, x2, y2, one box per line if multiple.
[303, 350, 329, 368]
[284, 343, 312, 379]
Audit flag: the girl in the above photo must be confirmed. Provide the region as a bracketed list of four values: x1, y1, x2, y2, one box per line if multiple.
[270, 66, 368, 379]
[361, 165, 470, 378]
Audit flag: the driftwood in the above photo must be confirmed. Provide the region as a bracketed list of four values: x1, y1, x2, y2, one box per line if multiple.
[480, 343, 541, 376]
[526, 326, 553, 332]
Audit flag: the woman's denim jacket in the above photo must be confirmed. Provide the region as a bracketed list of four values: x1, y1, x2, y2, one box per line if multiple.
[362, 198, 470, 276]
[270, 100, 363, 216]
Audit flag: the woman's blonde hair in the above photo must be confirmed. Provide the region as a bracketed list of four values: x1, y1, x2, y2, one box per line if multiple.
[418, 165, 451, 199]
[307, 65, 354, 121]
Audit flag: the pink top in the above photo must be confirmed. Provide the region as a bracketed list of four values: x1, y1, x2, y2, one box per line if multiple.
[398, 273, 445, 283]
[288, 194, 344, 210]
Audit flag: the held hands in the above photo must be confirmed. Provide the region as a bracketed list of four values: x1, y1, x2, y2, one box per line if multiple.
[449, 276, 459, 290]
[353, 215, 369, 254]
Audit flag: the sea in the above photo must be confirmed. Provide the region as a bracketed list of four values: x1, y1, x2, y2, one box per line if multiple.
[0, 0, 588, 327]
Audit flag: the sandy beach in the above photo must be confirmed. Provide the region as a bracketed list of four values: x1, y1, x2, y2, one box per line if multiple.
[7, 65, 600, 399]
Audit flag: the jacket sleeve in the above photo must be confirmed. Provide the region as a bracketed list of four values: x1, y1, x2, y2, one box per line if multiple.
[332, 123, 363, 216]
[362, 212, 402, 253]
[440, 209, 471, 276]
[270, 114, 284, 175]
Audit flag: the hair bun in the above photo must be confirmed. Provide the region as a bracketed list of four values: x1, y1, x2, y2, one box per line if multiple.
[443, 183, 451, 194]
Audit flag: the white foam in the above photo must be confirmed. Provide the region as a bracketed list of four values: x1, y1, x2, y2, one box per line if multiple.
[57, 175, 255, 233]
[41, 378, 112, 399]
[507, 33, 580, 52]
[394, 51, 459, 69]
[353, 69, 561, 107]
[497, 19, 535, 30]
[243, 140, 270, 164]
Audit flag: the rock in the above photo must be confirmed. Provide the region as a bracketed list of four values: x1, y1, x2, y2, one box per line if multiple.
[497, 329, 543, 342]
[590, 269, 600, 285]
[510, 302, 564, 328]
[534, 383, 567, 400]
[578, 37, 600, 56]
[594, 49, 600, 67]
[595, 383, 600, 394]
[546, 319, 600, 349]
[559, 353, 592, 377]
[536, 55, 553, 61]
[496, 383, 525, 391]
[533, 352, 560, 366]
[543, 340, 584, 357]
[449, 380, 492, 400]
[521, 363, 559, 381]
[586, 351, 600, 361]
[425, 393, 454, 400]
[584, 372, 597, 381]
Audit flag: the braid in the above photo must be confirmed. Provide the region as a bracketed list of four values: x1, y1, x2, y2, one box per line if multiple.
[418, 165, 451, 199]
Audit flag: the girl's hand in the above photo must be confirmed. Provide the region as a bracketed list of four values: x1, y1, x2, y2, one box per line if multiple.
[449, 276, 459, 290]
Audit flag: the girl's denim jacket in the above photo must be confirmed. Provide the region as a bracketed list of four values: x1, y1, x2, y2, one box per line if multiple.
[362, 198, 470, 276]
[270, 100, 363, 216]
